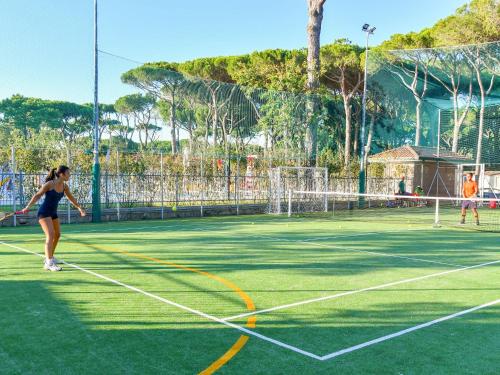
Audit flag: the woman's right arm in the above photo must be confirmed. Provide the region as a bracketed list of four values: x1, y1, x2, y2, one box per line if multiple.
[20, 183, 51, 213]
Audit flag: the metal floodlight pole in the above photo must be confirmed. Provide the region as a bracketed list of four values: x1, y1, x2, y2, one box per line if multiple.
[91, 0, 101, 222]
[358, 24, 375, 208]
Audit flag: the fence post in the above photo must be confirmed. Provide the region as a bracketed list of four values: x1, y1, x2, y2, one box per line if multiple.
[267, 157, 272, 214]
[175, 173, 179, 208]
[116, 149, 120, 221]
[324, 168, 328, 212]
[236, 155, 240, 215]
[277, 166, 282, 215]
[160, 151, 164, 220]
[11, 146, 17, 227]
[200, 155, 204, 217]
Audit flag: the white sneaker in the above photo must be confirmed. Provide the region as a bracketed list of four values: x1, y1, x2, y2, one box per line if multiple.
[44, 259, 62, 272]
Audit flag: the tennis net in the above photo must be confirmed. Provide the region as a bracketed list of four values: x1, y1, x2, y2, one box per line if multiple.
[284, 190, 500, 232]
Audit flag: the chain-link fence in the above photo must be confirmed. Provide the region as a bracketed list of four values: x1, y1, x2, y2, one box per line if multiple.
[0, 146, 409, 225]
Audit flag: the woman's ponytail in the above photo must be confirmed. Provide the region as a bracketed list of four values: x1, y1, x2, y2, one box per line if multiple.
[45, 168, 58, 182]
[45, 165, 70, 183]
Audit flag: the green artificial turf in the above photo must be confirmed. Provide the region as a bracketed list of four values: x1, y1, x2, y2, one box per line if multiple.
[0, 213, 499, 374]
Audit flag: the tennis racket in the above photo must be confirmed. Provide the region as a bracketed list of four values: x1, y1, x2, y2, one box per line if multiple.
[0, 210, 23, 223]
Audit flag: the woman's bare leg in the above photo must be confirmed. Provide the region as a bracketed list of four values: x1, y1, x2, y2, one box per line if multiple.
[39, 218, 55, 259]
[52, 218, 61, 255]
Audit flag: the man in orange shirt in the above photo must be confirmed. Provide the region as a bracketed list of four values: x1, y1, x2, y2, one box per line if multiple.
[461, 173, 479, 225]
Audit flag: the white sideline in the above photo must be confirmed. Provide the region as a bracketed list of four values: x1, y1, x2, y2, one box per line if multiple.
[57, 222, 488, 321]
[302, 240, 465, 268]
[0, 241, 321, 360]
[61, 222, 466, 268]
[193, 226, 466, 270]
[320, 298, 500, 360]
[63, 223, 457, 268]
[3, 240, 500, 362]
[222, 258, 500, 321]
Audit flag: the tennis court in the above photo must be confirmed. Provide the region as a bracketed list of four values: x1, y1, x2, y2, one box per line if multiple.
[1, 211, 499, 374]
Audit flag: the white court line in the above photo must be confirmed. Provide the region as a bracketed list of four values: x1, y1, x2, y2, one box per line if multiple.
[3, 239, 499, 362]
[0, 241, 321, 360]
[222, 258, 500, 321]
[320, 298, 500, 360]
[193, 226, 465, 269]
[61, 221, 479, 320]
[59, 217, 310, 235]
[302, 241, 465, 268]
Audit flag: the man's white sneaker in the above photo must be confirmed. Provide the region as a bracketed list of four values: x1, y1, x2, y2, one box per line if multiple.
[44, 259, 62, 272]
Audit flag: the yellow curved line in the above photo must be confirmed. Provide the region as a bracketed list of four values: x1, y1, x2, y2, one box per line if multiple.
[67, 240, 256, 374]
[199, 335, 249, 375]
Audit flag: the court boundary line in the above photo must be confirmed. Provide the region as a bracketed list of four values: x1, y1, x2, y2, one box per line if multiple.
[2, 239, 499, 362]
[319, 297, 500, 360]
[0, 241, 322, 361]
[63, 238, 257, 375]
[298, 240, 465, 268]
[14, 222, 465, 269]
[52, 222, 461, 268]
[222, 258, 500, 321]
[192, 226, 467, 269]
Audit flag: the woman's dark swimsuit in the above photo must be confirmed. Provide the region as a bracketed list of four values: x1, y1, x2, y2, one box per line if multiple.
[37, 185, 65, 220]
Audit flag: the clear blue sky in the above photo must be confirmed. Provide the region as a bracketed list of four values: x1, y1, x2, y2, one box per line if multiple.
[0, 0, 467, 104]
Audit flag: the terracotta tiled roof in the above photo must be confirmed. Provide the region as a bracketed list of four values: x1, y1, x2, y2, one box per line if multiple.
[368, 145, 472, 162]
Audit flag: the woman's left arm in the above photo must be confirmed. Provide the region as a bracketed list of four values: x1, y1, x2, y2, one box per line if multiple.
[64, 185, 86, 216]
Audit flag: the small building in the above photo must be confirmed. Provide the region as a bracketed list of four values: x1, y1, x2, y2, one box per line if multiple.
[368, 145, 473, 196]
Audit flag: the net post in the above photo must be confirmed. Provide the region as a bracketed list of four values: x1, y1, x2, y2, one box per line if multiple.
[324, 168, 328, 212]
[160, 151, 164, 220]
[288, 189, 292, 217]
[200, 155, 204, 217]
[236, 155, 240, 216]
[116, 149, 120, 221]
[175, 173, 179, 209]
[277, 167, 282, 215]
[433, 198, 441, 228]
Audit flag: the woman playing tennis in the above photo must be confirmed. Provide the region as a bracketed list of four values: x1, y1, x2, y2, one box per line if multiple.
[20, 166, 86, 271]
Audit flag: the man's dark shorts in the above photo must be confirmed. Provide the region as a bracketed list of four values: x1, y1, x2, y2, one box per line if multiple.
[462, 200, 477, 209]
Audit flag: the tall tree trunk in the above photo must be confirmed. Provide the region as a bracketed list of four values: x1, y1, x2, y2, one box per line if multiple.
[212, 102, 218, 148]
[204, 116, 210, 148]
[188, 128, 193, 153]
[170, 102, 177, 155]
[473, 65, 495, 175]
[343, 100, 352, 167]
[475, 89, 485, 173]
[415, 97, 422, 146]
[451, 94, 460, 152]
[451, 82, 472, 153]
[305, 0, 326, 164]
[353, 117, 359, 158]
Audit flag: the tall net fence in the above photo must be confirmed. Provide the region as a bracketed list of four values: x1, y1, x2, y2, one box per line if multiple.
[1, 146, 408, 224]
[1, 41, 498, 224]
[366, 41, 499, 164]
